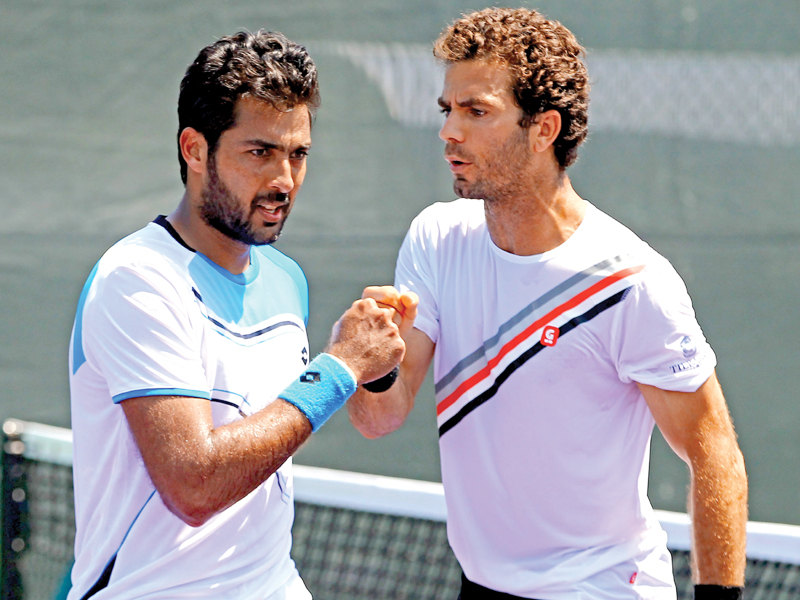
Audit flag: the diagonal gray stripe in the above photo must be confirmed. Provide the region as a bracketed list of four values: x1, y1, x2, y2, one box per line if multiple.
[434, 255, 627, 393]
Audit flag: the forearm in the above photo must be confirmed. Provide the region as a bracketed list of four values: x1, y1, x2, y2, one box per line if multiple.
[347, 324, 434, 439]
[194, 400, 312, 520]
[689, 443, 748, 585]
[348, 374, 415, 438]
[639, 374, 748, 586]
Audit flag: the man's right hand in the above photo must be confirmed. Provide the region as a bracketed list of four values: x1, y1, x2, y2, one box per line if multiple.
[342, 285, 433, 439]
[361, 286, 419, 338]
[326, 297, 407, 385]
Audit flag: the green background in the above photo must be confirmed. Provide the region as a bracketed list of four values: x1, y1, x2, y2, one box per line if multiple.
[1, 1, 798, 524]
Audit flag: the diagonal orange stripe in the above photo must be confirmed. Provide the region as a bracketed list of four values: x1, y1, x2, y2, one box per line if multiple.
[436, 265, 644, 417]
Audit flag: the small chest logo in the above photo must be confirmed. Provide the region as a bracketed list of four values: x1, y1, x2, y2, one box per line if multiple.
[541, 325, 560, 347]
[301, 347, 309, 365]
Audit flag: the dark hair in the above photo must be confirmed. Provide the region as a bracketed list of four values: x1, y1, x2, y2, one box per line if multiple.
[177, 30, 321, 184]
[434, 8, 589, 168]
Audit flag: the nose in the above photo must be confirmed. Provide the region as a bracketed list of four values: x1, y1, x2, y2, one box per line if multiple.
[269, 158, 294, 194]
[439, 112, 464, 144]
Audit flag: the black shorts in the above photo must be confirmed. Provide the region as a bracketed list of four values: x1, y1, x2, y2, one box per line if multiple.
[458, 573, 542, 600]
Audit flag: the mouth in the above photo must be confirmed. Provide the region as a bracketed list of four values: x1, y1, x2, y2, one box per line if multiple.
[445, 155, 471, 173]
[254, 201, 289, 225]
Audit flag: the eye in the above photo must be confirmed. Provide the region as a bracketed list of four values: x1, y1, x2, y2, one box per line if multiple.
[470, 108, 486, 117]
[439, 106, 451, 116]
[291, 149, 309, 160]
[250, 148, 269, 158]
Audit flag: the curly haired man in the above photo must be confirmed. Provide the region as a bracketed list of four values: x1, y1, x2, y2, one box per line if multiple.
[350, 8, 747, 600]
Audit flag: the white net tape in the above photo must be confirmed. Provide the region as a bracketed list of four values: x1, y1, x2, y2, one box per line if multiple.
[8, 419, 799, 565]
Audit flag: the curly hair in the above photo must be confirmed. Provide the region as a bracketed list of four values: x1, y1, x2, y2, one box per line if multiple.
[177, 30, 320, 184]
[434, 8, 589, 168]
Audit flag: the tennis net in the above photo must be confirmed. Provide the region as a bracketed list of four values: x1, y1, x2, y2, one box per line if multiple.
[2, 419, 799, 600]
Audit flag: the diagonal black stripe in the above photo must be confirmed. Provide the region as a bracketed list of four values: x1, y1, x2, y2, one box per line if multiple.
[557, 286, 632, 338]
[439, 287, 632, 438]
[435, 254, 630, 393]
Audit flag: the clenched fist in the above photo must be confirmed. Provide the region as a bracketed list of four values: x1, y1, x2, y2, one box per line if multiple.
[326, 297, 406, 385]
[361, 286, 419, 339]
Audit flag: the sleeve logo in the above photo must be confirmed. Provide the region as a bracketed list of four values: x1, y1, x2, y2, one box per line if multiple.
[541, 325, 560, 347]
[680, 336, 697, 358]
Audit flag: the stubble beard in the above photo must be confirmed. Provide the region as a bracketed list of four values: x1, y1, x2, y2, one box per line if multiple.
[199, 154, 290, 246]
[450, 126, 533, 205]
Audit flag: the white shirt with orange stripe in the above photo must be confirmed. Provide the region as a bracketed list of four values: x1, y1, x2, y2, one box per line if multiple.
[395, 199, 716, 600]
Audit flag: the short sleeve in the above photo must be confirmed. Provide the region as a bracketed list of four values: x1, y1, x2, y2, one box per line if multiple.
[394, 216, 441, 344]
[610, 257, 716, 392]
[81, 261, 211, 403]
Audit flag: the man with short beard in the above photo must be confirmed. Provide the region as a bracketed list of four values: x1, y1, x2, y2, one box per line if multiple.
[349, 8, 747, 600]
[67, 31, 409, 600]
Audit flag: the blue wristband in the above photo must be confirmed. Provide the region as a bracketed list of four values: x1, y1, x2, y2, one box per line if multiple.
[278, 354, 357, 432]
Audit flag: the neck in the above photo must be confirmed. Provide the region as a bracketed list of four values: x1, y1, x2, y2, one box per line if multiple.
[168, 191, 252, 275]
[484, 171, 586, 256]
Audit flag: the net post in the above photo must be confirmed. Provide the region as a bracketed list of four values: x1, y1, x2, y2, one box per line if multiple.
[2, 419, 29, 600]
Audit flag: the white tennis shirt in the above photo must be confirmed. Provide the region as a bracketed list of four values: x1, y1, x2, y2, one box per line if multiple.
[396, 200, 716, 600]
[68, 218, 311, 599]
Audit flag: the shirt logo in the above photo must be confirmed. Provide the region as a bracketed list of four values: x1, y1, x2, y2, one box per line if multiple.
[541, 326, 560, 347]
[680, 336, 697, 358]
[301, 347, 309, 365]
[300, 371, 321, 383]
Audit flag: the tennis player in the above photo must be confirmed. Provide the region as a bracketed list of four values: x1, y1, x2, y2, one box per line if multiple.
[67, 31, 405, 600]
[349, 8, 747, 600]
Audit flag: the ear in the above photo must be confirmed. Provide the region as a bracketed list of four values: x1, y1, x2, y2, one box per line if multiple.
[179, 127, 209, 176]
[529, 110, 562, 154]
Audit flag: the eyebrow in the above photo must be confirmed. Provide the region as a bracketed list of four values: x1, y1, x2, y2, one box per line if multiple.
[437, 96, 490, 109]
[243, 139, 312, 153]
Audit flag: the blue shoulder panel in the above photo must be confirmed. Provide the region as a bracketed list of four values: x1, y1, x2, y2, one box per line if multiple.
[71, 261, 101, 375]
[259, 246, 309, 326]
[187, 246, 308, 329]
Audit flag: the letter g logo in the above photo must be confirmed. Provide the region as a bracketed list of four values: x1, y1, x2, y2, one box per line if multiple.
[541, 325, 560, 347]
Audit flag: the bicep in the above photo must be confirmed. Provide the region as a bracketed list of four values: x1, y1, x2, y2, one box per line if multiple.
[121, 395, 214, 490]
[638, 371, 737, 465]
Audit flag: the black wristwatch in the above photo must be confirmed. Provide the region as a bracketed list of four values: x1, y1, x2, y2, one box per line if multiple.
[694, 584, 744, 600]
[362, 366, 400, 393]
